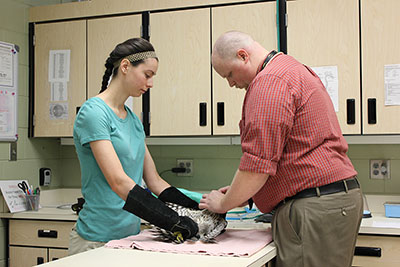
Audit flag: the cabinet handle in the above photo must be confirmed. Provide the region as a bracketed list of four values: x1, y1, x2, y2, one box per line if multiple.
[354, 246, 381, 257]
[346, 99, 355, 124]
[52, 258, 59, 261]
[76, 106, 81, 114]
[38, 229, 58, 238]
[37, 257, 44, 265]
[217, 102, 225, 126]
[199, 102, 207, 126]
[367, 98, 376, 124]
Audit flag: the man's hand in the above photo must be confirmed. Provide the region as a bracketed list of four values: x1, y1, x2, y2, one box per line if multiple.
[199, 190, 226, 213]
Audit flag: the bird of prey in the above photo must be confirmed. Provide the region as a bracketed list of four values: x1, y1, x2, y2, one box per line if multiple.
[151, 202, 227, 244]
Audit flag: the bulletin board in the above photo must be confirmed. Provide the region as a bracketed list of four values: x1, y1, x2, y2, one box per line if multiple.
[0, 41, 18, 142]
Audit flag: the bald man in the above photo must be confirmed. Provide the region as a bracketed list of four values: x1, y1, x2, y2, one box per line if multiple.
[199, 31, 363, 267]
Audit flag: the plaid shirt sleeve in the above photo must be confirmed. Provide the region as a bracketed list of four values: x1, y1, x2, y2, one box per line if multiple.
[239, 74, 295, 175]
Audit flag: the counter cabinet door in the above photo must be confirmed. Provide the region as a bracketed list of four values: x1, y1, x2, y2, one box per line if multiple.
[287, 0, 361, 135]
[361, 0, 400, 134]
[49, 248, 69, 261]
[9, 246, 48, 267]
[149, 8, 211, 136]
[34, 20, 86, 137]
[212, 2, 277, 135]
[87, 15, 142, 117]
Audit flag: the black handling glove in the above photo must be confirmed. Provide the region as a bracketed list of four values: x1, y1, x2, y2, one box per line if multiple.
[123, 185, 198, 242]
[158, 186, 199, 210]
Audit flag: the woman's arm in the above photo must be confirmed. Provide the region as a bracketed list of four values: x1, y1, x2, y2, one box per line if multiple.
[90, 140, 135, 200]
[142, 145, 170, 195]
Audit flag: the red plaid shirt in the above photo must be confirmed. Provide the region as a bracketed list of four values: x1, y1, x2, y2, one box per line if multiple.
[239, 53, 357, 213]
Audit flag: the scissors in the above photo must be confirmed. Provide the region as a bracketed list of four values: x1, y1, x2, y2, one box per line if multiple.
[18, 181, 29, 194]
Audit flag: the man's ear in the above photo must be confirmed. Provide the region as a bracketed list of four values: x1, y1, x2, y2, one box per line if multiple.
[236, 49, 249, 62]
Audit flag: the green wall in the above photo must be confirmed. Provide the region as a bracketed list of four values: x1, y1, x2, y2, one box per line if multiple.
[60, 144, 400, 196]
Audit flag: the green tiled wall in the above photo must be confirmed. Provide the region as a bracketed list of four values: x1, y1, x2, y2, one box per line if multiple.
[60, 144, 400, 196]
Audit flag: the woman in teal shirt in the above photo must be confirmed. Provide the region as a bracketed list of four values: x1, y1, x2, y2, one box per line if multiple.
[69, 38, 199, 255]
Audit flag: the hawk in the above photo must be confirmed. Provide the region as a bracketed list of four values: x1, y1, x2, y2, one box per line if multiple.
[151, 202, 227, 244]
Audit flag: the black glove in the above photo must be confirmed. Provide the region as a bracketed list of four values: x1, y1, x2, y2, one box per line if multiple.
[123, 185, 198, 242]
[158, 186, 199, 210]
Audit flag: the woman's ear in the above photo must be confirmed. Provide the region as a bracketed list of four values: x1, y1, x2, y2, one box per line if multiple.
[120, 58, 130, 74]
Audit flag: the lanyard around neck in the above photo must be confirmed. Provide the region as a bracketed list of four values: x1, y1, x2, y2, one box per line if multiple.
[260, 50, 279, 72]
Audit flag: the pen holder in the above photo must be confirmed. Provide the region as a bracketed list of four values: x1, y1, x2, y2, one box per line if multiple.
[26, 194, 40, 211]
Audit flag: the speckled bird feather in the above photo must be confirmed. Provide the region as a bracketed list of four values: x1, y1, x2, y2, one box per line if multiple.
[150, 202, 227, 244]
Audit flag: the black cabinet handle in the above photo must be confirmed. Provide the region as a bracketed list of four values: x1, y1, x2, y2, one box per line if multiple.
[76, 106, 81, 114]
[346, 99, 355, 124]
[217, 102, 225, 126]
[354, 246, 381, 257]
[37, 257, 44, 265]
[38, 229, 58, 238]
[199, 102, 207, 126]
[52, 258, 59, 261]
[368, 98, 376, 124]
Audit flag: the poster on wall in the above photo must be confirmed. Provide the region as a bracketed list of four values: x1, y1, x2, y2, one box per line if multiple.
[311, 65, 339, 112]
[0, 41, 18, 142]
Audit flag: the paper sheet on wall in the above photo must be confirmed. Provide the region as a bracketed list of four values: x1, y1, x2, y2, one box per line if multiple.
[0, 180, 29, 213]
[48, 50, 70, 82]
[49, 103, 68, 120]
[0, 43, 13, 87]
[311, 66, 339, 112]
[384, 64, 400, 106]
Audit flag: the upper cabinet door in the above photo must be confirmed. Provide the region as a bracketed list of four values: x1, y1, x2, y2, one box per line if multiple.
[150, 9, 211, 136]
[87, 15, 142, 117]
[212, 2, 277, 135]
[287, 0, 361, 135]
[362, 0, 400, 134]
[34, 20, 86, 137]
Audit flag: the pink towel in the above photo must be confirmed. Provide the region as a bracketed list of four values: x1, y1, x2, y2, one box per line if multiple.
[105, 228, 272, 257]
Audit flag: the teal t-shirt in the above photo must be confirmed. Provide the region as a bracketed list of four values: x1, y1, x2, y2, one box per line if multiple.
[73, 97, 145, 242]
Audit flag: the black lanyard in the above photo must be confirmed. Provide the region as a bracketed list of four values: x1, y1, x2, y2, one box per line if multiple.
[260, 50, 278, 72]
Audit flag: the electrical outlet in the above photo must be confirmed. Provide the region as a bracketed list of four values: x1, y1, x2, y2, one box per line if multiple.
[370, 159, 391, 179]
[176, 159, 193, 177]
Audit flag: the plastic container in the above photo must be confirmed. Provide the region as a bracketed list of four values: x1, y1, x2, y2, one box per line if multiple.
[26, 195, 40, 211]
[384, 202, 400, 218]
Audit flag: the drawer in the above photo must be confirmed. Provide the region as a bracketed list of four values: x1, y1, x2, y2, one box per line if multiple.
[9, 220, 74, 248]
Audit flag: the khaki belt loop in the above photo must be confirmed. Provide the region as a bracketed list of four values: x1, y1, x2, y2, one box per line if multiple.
[316, 187, 321, 197]
[343, 180, 349, 193]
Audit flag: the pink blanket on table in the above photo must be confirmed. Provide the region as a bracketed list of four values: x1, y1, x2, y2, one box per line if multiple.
[105, 228, 272, 257]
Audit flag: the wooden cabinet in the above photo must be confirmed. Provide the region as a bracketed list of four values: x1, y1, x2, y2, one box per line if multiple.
[361, 0, 400, 134]
[287, 0, 361, 135]
[149, 2, 277, 136]
[33, 20, 86, 137]
[352, 234, 400, 267]
[87, 15, 142, 116]
[9, 219, 74, 266]
[212, 2, 277, 135]
[150, 8, 211, 136]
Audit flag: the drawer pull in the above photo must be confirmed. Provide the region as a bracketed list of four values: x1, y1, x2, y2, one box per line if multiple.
[367, 98, 376, 124]
[354, 246, 381, 257]
[217, 102, 225, 126]
[199, 102, 207, 126]
[346, 99, 355, 124]
[38, 229, 58, 238]
[37, 257, 44, 264]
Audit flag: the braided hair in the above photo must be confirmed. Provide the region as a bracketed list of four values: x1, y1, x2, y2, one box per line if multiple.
[100, 38, 157, 93]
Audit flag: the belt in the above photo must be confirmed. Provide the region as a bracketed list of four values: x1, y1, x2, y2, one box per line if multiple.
[284, 177, 360, 203]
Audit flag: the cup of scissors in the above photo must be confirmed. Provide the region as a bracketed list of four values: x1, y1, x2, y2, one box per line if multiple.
[18, 182, 40, 211]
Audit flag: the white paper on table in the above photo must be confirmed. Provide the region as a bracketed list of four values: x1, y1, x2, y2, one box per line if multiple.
[48, 50, 70, 82]
[0, 43, 13, 87]
[0, 180, 30, 213]
[384, 64, 400, 106]
[311, 65, 339, 112]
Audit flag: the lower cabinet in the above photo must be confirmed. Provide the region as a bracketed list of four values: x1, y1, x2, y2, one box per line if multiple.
[9, 219, 74, 266]
[352, 234, 400, 267]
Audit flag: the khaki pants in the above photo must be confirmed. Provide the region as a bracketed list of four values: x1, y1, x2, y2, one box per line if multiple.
[271, 188, 363, 267]
[68, 224, 106, 256]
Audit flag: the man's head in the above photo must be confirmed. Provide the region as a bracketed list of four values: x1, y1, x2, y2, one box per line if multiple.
[212, 31, 267, 90]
